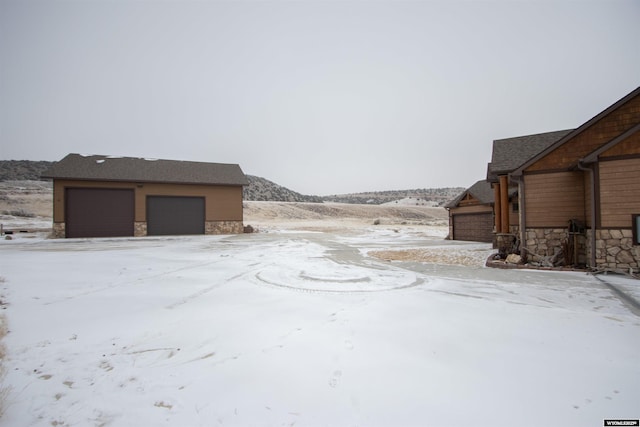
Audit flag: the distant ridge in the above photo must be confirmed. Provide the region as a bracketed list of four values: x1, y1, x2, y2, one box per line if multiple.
[0, 160, 461, 205]
[243, 175, 323, 203]
[0, 160, 54, 181]
[323, 188, 465, 207]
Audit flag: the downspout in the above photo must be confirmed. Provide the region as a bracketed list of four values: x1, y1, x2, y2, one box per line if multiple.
[578, 160, 596, 268]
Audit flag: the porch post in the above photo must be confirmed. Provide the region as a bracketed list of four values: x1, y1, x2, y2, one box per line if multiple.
[493, 182, 501, 233]
[499, 175, 510, 233]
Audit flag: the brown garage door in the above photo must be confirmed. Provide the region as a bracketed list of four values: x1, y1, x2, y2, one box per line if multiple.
[147, 196, 205, 236]
[453, 212, 494, 243]
[66, 188, 134, 238]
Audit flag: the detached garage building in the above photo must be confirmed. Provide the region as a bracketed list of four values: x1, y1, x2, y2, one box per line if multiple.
[42, 154, 249, 238]
[445, 180, 495, 243]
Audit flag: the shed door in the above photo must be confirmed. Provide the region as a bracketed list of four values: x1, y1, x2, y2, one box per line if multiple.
[453, 212, 494, 243]
[66, 188, 134, 238]
[147, 196, 205, 236]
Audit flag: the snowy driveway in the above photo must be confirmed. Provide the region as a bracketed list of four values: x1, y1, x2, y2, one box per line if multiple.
[1, 229, 639, 427]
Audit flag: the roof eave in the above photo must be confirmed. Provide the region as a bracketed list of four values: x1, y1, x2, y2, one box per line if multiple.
[44, 175, 248, 186]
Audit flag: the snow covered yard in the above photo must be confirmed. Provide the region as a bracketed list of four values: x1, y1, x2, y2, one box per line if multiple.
[0, 228, 639, 427]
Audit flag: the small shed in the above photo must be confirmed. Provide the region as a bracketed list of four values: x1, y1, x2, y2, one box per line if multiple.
[42, 154, 249, 238]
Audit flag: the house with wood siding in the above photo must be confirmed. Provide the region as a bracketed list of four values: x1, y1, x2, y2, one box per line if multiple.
[447, 130, 571, 244]
[42, 154, 249, 238]
[445, 180, 495, 242]
[511, 86, 640, 271]
[487, 129, 573, 245]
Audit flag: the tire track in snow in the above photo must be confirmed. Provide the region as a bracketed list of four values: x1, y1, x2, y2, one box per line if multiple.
[254, 271, 425, 294]
[165, 265, 265, 309]
[43, 257, 228, 306]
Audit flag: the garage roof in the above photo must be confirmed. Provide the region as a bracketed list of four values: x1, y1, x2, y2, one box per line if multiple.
[445, 179, 518, 209]
[42, 154, 249, 186]
[445, 180, 494, 208]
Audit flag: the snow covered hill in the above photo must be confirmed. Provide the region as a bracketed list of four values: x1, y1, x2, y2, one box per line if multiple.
[0, 161, 463, 205]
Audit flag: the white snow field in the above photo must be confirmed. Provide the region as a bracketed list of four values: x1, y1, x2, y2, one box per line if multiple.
[0, 227, 639, 427]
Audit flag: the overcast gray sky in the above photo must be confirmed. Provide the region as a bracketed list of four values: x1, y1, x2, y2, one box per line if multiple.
[1, 0, 639, 195]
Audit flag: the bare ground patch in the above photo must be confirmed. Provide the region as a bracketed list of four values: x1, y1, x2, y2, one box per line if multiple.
[370, 247, 494, 267]
[0, 181, 52, 218]
[243, 201, 448, 232]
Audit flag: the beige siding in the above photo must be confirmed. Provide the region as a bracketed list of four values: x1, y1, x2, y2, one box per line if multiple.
[53, 180, 244, 223]
[599, 158, 640, 228]
[524, 171, 586, 227]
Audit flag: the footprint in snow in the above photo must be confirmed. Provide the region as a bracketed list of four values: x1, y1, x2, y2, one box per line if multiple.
[605, 390, 620, 400]
[329, 370, 342, 388]
[99, 360, 114, 372]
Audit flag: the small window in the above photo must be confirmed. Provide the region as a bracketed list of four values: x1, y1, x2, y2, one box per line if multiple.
[634, 214, 640, 245]
[512, 202, 519, 213]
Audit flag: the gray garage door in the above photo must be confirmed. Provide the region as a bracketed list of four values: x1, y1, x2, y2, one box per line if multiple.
[66, 188, 135, 238]
[452, 212, 494, 243]
[147, 196, 205, 236]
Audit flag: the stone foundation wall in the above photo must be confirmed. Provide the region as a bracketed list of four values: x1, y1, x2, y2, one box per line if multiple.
[50, 221, 244, 238]
[134, 222, 147, 237]
[524, 228, 587, 265]
[495, 233, 516, 252]
[494, 226, 520, 250]
[52, 222, 65, 238]
[205, 220, 244, 235]
[587, 229, 639, 271]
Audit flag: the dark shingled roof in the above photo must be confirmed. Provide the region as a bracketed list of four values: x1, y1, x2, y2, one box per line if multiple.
[42, 154, 249, 186]
[486, 129, 573, 182]
[445, 179, 494, 208]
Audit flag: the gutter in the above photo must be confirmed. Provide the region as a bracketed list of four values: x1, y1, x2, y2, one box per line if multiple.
[577, 160, 597, 268]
